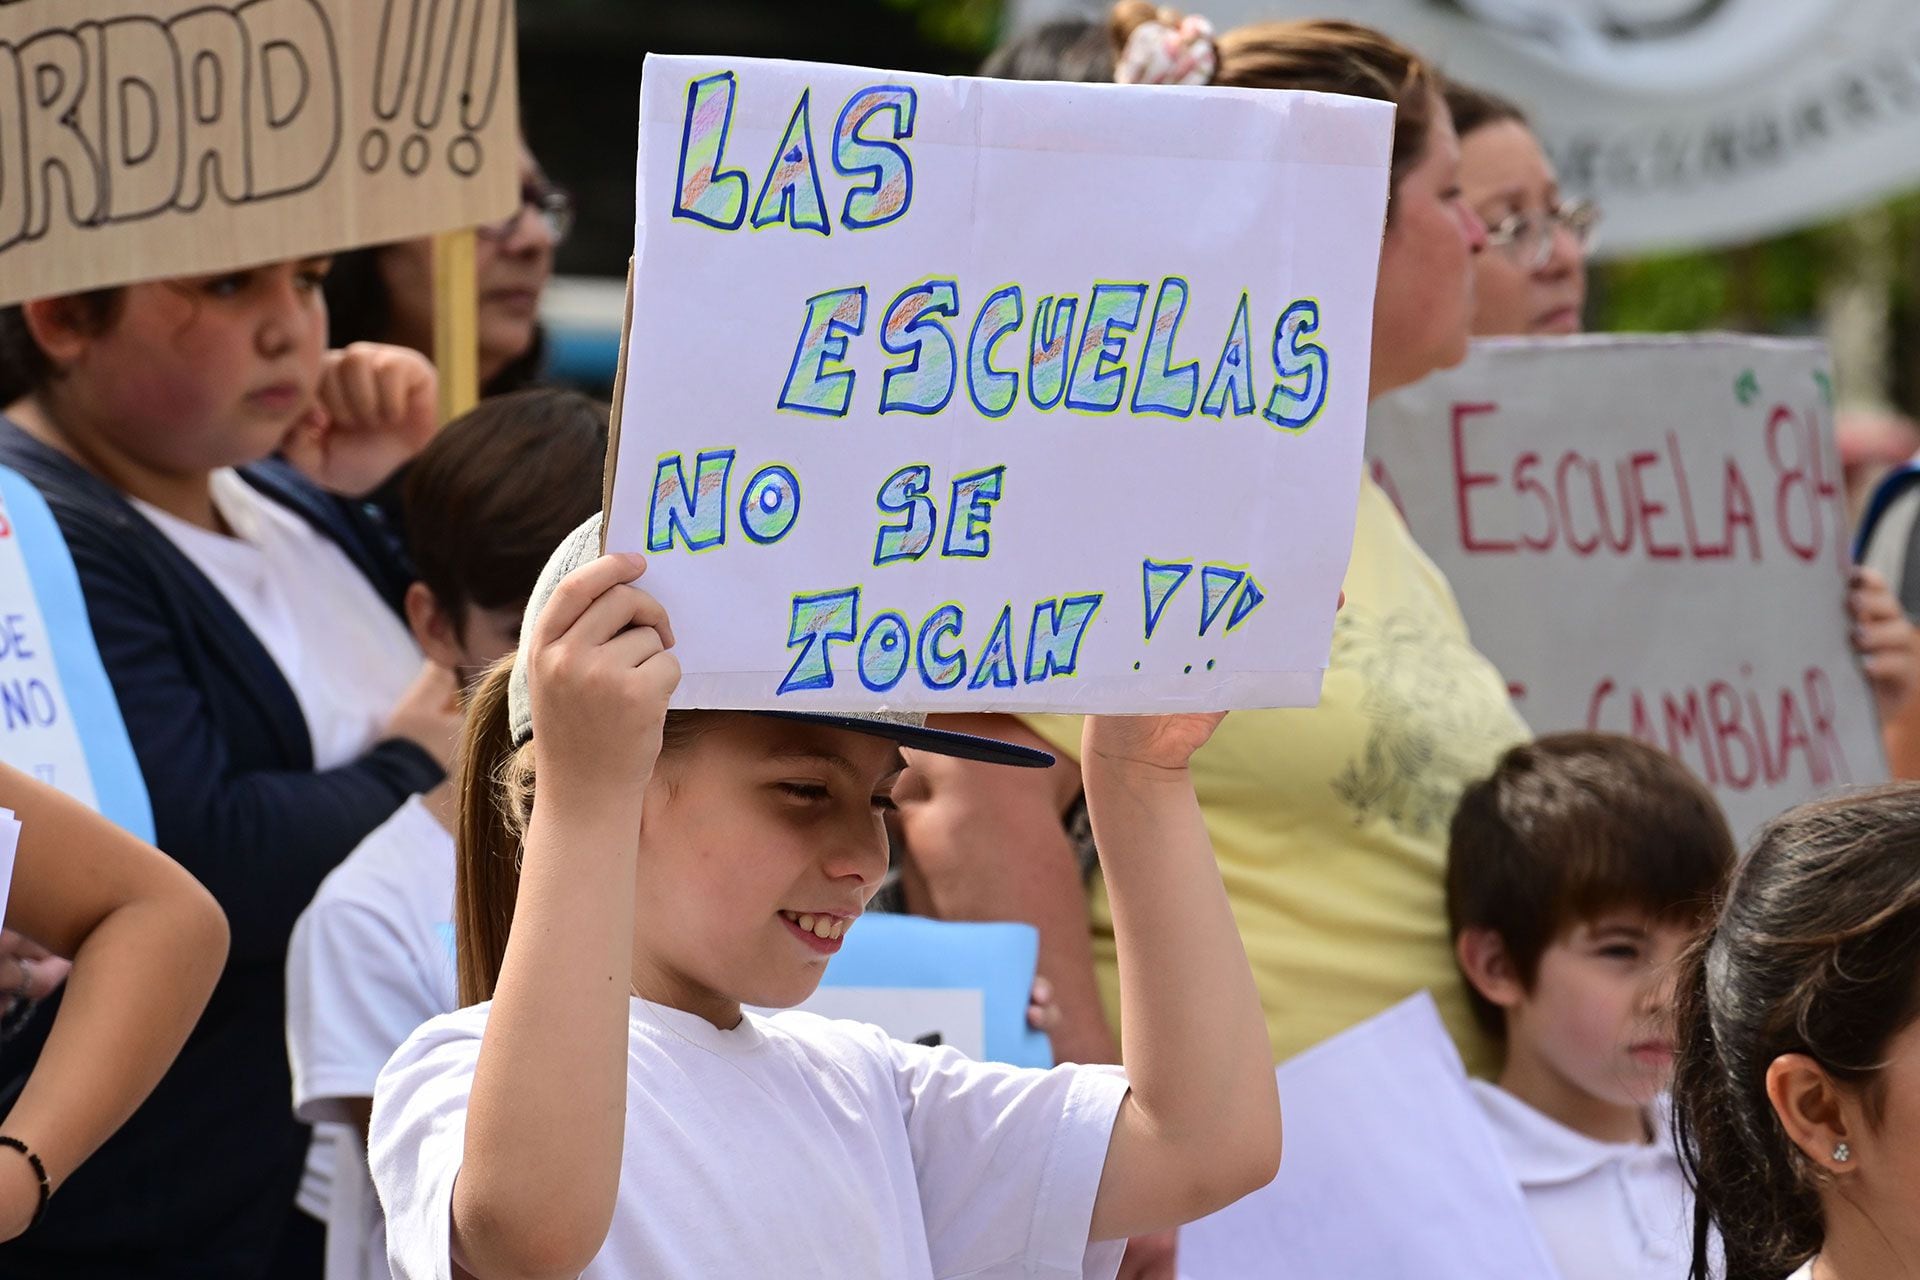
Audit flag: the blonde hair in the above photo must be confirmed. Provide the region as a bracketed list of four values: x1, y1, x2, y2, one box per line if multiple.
[452, 657, 715, 1006]
[1109, 4, 1441, 199]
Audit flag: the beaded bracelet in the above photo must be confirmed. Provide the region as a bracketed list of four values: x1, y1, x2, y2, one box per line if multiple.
[0, 1136, 49, 1229]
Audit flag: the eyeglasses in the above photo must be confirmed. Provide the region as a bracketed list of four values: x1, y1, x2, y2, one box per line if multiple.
[1484, 199, 1599, 271]
[479, 180, 575, 245]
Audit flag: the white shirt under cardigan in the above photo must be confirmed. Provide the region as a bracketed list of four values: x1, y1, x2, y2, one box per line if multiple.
[136, 467, 422, 1225]
[287, 796, 458, 1280]
[371, 998, 1130, 1280]
[1472, 1080, 1692, 1280]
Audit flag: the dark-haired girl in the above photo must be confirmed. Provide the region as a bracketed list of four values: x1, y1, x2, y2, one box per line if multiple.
[1673, 784, 1920, 1280]
[0, 270, 460, 1277]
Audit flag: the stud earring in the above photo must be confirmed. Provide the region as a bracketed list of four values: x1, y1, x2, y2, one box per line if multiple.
[1832, 1142, 1851, 1163]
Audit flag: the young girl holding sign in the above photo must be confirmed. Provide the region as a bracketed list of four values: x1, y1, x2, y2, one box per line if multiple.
[1673, 785, 1920, 1280]
[0, 270, 457, 1278]
[368, 516, 1281, 1279]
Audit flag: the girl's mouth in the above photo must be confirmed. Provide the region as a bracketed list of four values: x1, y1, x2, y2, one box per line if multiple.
[779, 910, 851, 954]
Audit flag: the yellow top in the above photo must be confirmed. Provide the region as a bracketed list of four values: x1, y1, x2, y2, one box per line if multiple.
[1026, 477, 1526, 1076]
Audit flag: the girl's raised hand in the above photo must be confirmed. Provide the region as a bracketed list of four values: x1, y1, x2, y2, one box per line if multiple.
[1083, 713, 1226, 775]
[283, 342, 440, 497]
[526, 554, 680, 797]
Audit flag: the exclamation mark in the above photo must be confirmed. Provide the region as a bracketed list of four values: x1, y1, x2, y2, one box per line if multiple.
[361, 0, 421, 173]
[363, 0, 507, 177]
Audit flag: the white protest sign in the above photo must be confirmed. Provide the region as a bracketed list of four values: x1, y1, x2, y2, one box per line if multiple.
[605, 55, 1392, 713]
[1368, 335, 1886, 838]
[0, 0, 519, 307]
[1180, 994, 1559, 1280]
[1016, 0, 1920, 257]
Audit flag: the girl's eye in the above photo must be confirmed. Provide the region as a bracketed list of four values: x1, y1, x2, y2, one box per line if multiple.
[871, 795, 898, 814]
[296, 269, 328, 291]
[1598, 944, 1642, 962]
[775, 782, 830, 803]
[205, 274, 249, 298]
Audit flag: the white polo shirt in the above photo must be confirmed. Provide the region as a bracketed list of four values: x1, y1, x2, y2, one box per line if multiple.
[1472, 1080, 1693, 1280]
[371, 998, 1130, 1280]
[288, 794, 459, 1280]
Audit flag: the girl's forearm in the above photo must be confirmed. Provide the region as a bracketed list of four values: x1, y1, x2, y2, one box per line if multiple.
[455, 797, 639, 1280]
[1085, 756, 1281, 1239]
[0, 894, 226, 1220]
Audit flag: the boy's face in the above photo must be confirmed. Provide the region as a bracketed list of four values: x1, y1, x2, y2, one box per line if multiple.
[629, 716, 899, 1025]
[1509, 911, 1696, 1109]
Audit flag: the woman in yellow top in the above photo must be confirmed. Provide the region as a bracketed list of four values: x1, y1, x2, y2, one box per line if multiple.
[895, 9, 1524, 1080]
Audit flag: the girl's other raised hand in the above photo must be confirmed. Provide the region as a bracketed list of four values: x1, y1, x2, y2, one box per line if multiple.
[282, 342, 439, 497]
[526, 554, 680, 801]
[1082, 713, 1226, 776]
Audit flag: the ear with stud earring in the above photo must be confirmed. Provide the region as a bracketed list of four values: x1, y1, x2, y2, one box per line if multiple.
[1833, 1142, 1851, 1163]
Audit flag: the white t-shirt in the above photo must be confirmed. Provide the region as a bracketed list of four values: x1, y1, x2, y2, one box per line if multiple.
[133, 468, 420, 770]
[1472, 1080, 1692, 1280]
[1783, 1264, 1815, 1280]
[287, 795, 459, 1280]
[371, 998, 1130, 1280]
[137, 468, 422, 1222]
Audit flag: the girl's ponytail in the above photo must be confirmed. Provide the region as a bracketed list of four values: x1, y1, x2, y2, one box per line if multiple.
[454, 655, 536, 1006]
[1670, 783, 1920, 1280]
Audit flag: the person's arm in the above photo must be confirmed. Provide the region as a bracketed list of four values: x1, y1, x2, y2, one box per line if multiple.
[894, 713, 1118, 1065]
[0, 763, 228, 1240]
[1082, 713, 1282, 1241]
[69, 531, 454, 962]
[453, 554, 676, 1280]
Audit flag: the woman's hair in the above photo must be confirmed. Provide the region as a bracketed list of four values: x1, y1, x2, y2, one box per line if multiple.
[1108, 4, 1439, 195]
[325, 246, 547, 397]
[1672, 783, 1920, 1280]
[453, 659, 712, 1006]
[0, 291, 127, 405]
[1442, 78, 1528, 141]
[980, 18, 1116, 82]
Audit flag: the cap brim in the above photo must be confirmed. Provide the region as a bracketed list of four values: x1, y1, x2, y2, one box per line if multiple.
[751, 712, 1054, 768]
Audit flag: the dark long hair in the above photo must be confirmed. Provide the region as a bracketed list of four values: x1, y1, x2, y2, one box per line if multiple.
[1672, 784, 1920, 1279]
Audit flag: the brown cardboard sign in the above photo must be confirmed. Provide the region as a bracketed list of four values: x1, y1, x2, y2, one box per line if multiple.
[0, 0, 519, 305]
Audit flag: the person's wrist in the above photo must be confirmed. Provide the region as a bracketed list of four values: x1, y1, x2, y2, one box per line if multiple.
[0, 1137, 50, 1239]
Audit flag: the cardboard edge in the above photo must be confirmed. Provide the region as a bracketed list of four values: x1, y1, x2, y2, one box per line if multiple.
[598, 257, 637, 555]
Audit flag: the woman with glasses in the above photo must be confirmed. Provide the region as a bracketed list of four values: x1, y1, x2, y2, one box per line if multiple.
[325, 148, 572, 398]
[1445, 78, 1919, 758]
[1444, 82, 1598, 338]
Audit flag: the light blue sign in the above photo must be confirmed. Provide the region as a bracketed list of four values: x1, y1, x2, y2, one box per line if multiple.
[818, 914, 1050, 1068]
[0, 467, 153, 843]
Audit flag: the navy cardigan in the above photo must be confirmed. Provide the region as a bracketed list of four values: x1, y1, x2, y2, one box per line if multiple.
[0, 418, 443, 1278]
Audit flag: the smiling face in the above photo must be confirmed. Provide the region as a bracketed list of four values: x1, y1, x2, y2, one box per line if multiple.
[1504, 911, 1697, 1132]
[629, 716, 900, 1025]
[43, 260, 330, 474]
[1460, 120, 1588, 337]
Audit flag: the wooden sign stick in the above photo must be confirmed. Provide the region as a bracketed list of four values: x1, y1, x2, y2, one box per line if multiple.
[433, 229, 482, 423]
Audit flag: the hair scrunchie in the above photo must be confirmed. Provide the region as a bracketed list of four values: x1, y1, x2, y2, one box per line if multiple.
[1114, 14, 1219, 86]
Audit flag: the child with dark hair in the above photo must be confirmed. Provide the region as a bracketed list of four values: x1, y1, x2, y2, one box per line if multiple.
[286, 389, 608, 1280]
[1448, 732, 1736, 1280]
[1674, 784, 1920, 1280]
[978, 18, 1116, 82]
[0, 267, 455, 1278]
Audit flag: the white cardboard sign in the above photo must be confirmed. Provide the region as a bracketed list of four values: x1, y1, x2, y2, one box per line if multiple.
[1368, 335, 1887, 838]
[605, 54, 1393, 713]
[1179, 994, 1560, 1280]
